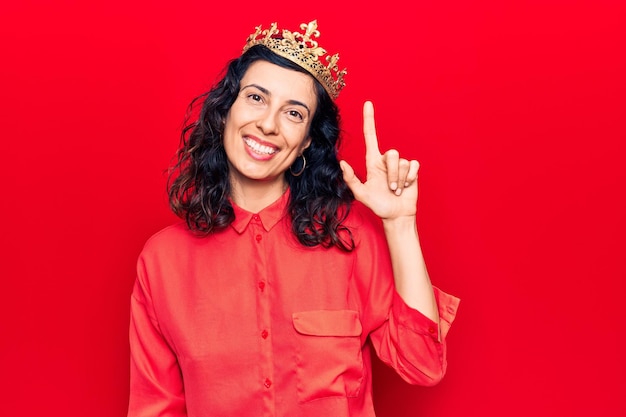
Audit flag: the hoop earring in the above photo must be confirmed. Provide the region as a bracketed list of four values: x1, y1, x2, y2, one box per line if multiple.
[289, 154, 306, 177]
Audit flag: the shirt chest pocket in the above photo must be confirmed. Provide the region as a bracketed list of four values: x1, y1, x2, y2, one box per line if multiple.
[292, 310, 364, 403]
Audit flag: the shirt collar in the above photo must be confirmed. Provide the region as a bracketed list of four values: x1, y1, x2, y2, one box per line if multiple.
[230, 189, 290, 234]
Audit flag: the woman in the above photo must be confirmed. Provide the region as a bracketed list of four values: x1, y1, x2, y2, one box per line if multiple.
[128, 20, 459, 417]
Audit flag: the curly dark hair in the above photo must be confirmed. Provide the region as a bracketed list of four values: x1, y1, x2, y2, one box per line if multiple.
[168, 45, 355, 251]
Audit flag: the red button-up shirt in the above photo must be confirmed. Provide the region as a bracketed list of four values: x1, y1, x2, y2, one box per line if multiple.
[128, 191, 459, 417]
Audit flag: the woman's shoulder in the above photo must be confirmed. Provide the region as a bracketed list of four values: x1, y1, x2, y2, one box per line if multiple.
[140, 222, 204, 257]
[343, 201, 385, 243]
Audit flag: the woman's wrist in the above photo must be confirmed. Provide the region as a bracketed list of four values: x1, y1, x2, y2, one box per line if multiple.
[382, 215, 418, 234]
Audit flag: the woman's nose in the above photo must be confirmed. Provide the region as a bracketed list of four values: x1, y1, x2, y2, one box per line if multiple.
[255, 108, 279, 135]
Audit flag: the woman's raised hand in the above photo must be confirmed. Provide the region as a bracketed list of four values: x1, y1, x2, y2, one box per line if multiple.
[340, 101, 420, 220]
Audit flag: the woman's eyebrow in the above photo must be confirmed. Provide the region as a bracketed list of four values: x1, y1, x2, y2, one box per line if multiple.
[240, 83, 270, 95]
[286, 100, 310, 116]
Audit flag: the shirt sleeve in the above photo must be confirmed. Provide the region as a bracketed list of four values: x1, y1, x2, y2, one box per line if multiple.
[128, 254, 187, 417]
[351, 203, 460, 387]
[369, 287, 460, 386]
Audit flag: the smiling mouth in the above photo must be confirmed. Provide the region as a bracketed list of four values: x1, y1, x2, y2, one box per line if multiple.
[244, 137, 278, 155]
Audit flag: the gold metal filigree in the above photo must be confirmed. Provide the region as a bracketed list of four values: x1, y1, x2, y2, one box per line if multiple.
[243, 20, 346, 100]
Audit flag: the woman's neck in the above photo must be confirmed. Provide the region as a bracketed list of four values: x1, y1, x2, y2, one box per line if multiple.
[230, 176, 288, 213]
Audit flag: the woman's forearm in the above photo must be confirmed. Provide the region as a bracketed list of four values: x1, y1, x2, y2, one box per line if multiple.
[382, 215, 439, 323]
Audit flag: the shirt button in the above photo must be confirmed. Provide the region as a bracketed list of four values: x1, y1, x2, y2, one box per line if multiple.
[264, 378, 272, 388]
[428, 327, 437, 334]
[255, 234, 262, 242]
[261, 329, 268, 339]
[258, 281, 265, 291]
[253, 215, 260, 221]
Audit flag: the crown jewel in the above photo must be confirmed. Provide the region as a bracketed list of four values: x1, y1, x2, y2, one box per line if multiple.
[243, 20, 347, 100]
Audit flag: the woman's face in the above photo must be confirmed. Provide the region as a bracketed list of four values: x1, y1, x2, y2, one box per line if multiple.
[223, 60, 317, 193]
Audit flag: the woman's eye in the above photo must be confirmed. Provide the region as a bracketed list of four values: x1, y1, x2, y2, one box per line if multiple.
[288, 110, 303, 120]
[249, 94, 262, 102]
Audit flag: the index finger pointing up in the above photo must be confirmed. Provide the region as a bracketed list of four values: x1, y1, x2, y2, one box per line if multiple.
[363, 101, 382, 158]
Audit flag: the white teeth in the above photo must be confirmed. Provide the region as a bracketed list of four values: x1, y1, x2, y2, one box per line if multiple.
[244, 138, 277, 155]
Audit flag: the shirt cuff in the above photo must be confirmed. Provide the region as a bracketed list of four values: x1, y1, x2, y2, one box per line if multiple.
[391, 286, 460, 342]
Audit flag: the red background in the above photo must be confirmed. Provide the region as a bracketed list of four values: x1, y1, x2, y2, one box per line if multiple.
[1, 1, 625, 416]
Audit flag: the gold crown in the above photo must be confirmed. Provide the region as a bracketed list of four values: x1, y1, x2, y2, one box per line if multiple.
[243, 20, 347, 100]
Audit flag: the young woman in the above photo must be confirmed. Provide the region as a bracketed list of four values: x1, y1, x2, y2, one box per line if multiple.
[128, 20, 459, 417]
